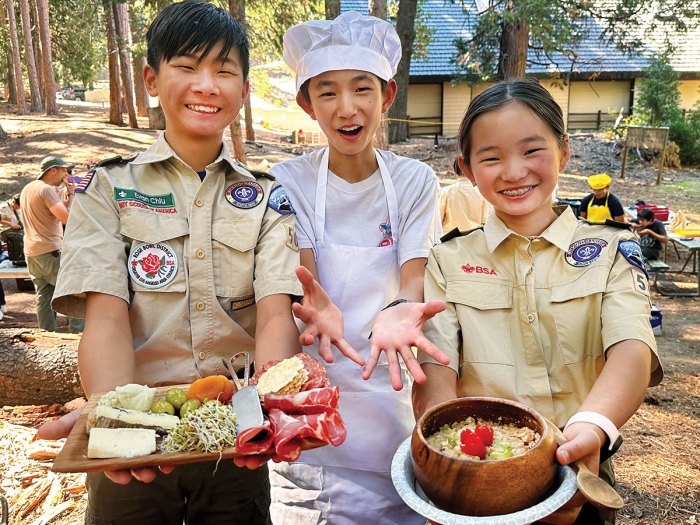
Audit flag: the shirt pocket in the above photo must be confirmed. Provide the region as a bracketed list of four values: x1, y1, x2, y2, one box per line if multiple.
[211, 218, 258, 298]
[446, 280, 514, 365]
[120, 210, 189, 293]
[549, 270, 607, 364]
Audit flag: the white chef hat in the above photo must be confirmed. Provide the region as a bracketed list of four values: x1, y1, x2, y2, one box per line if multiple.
[283, 11, 402, 93]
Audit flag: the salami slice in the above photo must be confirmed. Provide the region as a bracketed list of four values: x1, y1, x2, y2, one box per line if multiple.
[235, 421, 275, 455]
[251, 353, 328, 391]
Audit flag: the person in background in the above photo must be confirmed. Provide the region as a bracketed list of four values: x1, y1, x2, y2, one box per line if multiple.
[0, 194, 21, 318]
[632, 208, 668, 261]
[414, 79, 662, 525]
[19, 156, 84, 333]
[267, 11, 447, 525]
[579, 173, 625, 223]
[438, 158, 490, 233]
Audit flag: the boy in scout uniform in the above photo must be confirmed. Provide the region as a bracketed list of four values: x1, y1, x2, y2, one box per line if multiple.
[42, 2, 304, 524]
[414, 80, 663, 524]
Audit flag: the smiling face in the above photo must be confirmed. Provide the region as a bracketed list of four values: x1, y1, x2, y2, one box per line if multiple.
[297, 70, 396, 171]
[458, 101, 570, 236]
[143, 41, 249, 148]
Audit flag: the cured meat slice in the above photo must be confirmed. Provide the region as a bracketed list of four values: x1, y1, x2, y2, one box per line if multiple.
[251, 353, 329, 391]
[235, 421, 275, 455]
[263, 386, 339, 413]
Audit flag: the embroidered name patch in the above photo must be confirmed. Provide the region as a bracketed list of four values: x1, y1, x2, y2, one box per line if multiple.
[461, 263, 497, 275]
[268, 186, 295, 215]
[74, 169, 95, 193]
[225, 181, 263, 209]
[618, 239, 647, 276]
[128, 242, 178, 289]
[229, 295, 255, 312]
[115, 188, 177, 214]
[565, 238, 608, 267]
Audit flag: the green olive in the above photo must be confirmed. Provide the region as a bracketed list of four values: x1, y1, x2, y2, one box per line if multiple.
[151, 400, 175, 415]
[179, 398, 202, 419]
[165, 388, 188, 410]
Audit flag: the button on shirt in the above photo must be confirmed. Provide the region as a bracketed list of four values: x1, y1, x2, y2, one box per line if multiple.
[52, 134, 302, 386]
[422, 206, 663, 427]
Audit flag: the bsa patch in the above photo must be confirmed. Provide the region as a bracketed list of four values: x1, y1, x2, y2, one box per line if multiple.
[283, 223, 298, 252]
[618, 240, 648, 276]
[128, 242, 178, 289]
[631, 268, 650, 296]
[268, 186, 295, 215]
[225, 181, 263, 209]
[565, 238, 608, 267]
[461, 263, 497, 275]
[74, 169, 95, 193]
[115, 188, 177, 214]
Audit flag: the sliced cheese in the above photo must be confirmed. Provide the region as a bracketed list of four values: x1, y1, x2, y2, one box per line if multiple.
[87, 428, 157, 458]
[87, 405, 180, 435]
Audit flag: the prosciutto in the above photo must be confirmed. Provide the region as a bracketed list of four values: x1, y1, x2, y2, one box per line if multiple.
[235, 386, 346, 460]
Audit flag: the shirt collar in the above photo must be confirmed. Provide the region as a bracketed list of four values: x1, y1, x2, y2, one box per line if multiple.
[483, 205, 577, 253]
[130, 133, 241, 174]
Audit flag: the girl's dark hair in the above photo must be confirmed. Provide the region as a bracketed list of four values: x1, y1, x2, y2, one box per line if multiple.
[146, 0, 249, 80]
[458, 79, 566, 166]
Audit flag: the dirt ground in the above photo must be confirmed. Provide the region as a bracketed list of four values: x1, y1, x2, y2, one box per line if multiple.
[0, 104, 698, 524]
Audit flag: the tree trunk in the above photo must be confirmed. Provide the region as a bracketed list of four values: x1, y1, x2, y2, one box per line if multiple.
[113, 1, 138, 128]
[228, 0, 247, 161]
[388, 0, 418, 144]
[244, 93, 255, 142]
[0, 329, 84, 406]
[6, 53, 17, 105]
[497, 2, 528, 80]
[7, 0, 28, 114]
[0, 122, 7, 141]
[325, 0, 339, 19]
[19, 0, 43, 112]
[35, 0, 56, 115]
[106, 3, 124, 126]
[31, 0, 44, 96]
[369, 0, 388, 149]
[129, 6, 148, 118]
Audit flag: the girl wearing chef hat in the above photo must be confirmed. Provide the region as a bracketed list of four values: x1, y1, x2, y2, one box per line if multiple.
[266, 10, 448, 525]
[579, 173, 626, 223]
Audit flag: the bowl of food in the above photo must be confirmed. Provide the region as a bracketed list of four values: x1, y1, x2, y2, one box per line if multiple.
[411, 397, 557, 516]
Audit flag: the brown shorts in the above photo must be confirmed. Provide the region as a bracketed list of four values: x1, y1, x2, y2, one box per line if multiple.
[85, 461, 271, 525]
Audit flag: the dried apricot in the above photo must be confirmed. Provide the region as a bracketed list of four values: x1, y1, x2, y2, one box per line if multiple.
[187, 375, 233, 403]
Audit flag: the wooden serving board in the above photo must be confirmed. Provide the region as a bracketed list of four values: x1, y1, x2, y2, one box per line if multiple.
[51, 385, 324, 473]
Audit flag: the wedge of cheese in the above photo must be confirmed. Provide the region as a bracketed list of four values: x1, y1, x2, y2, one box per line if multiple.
[87, 405, 180, 435]
[87, 428, 157, 458]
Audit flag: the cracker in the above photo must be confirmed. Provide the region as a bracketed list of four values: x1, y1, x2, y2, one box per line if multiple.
[256, 356, 306, 397]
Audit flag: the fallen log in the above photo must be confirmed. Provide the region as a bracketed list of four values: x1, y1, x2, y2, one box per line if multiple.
[0, 328, 84, 406]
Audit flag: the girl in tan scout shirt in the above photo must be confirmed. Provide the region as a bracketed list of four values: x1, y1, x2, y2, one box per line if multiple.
[414, 79, 663, 525]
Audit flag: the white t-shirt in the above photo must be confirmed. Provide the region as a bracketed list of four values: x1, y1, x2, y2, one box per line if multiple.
[271, 148, 441, 266]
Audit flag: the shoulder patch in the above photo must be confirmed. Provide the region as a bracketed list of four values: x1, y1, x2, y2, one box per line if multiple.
[268, 185, 295, 215]
[440, 226, 483, 243]
[618, 239, 648, 276]
[95, 153, 137, 168]
[74, 169, 96, 194]
[250, 169, 276, 181]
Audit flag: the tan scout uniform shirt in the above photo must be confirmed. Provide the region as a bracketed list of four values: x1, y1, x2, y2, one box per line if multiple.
[52, 134, 302, 386]
[438, 180, 489, 233]
[20, 181, 63, 256]
[423, 206, 663, 427]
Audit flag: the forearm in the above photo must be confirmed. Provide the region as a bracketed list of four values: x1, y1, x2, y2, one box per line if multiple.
[255, 294, 301, 366]
[412, 363, 458, 420]
[575, 339, 652, 439]
[396, 258, 428, 303]
[78, 293, 135, 396]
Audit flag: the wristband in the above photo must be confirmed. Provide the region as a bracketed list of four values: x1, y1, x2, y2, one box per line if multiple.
[382, 298, 410, 310]
[564, 411, 620, 451]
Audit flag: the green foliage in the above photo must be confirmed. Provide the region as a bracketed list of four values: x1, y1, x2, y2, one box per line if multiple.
[635, 53, 682, 126]
[388, 0, 433, 60]
[669, 110, 700, 166]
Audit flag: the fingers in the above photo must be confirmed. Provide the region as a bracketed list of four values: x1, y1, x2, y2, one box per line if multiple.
[292, 302, 314, 324]
[294, 265, 315, 288]
[105, 469, 135, 485]
[399, 345, 427, 385]
[158, 465, 175, 475]
[415, 336, 451, 366]
[420, 300, 447, 320]
[131, 467, 158, 483]
[317, 334, 334, 363]
[233, 455, 270, 469]
[334, 338, 365, 367]
[36, 407, 83, 440]
[557, 425, 601, 466]
[385, 350, 404, 391]
[362, 344, 381, 380]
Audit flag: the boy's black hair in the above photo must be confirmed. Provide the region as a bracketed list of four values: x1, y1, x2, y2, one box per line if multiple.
[638, 208, 655, 221]
[298, 76, 388, 104]
[146, 1, 249, 80]
[11, 194, 20, 206]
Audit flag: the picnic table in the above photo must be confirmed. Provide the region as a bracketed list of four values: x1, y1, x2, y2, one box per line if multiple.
[660, 233, 700, 297]
[0, 264, 30, 280]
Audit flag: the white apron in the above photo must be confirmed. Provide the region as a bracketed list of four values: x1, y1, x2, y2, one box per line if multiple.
[270, 148, 422, 525]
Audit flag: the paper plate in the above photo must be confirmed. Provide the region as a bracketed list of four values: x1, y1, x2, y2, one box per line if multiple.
[391, 437, 577, 525]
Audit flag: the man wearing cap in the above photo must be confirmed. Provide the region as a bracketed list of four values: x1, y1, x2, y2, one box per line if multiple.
[19, 156, 84, 332]
[579, 173, 625, 223]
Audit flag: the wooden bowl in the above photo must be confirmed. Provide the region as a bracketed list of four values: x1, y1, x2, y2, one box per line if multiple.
[411, 396, 557, 516]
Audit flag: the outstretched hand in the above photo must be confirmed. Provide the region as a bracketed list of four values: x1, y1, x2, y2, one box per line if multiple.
[363, 300, 449, 390]
[292, 266, 364, 367]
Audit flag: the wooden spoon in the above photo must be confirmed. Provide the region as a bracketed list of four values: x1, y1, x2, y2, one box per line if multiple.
[547, 419, 624, 512]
